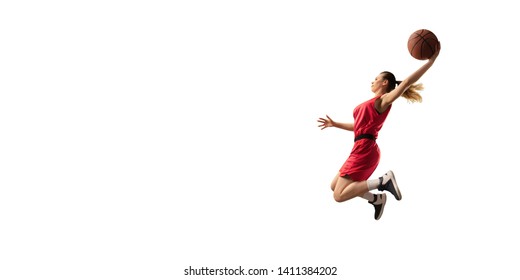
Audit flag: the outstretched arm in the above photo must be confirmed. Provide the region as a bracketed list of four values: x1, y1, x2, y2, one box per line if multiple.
[317, 115, 353, 131]
[380, 41, 441, 109]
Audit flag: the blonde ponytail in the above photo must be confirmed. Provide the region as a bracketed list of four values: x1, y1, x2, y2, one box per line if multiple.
[402, 83, 423, 103]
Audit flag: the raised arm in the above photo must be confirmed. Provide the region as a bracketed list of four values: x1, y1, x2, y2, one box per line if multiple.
[317, 115, 354, 131]
[380, 42, 441, 109]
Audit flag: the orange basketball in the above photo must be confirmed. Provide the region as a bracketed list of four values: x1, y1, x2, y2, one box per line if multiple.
[407, 29, 439, 60]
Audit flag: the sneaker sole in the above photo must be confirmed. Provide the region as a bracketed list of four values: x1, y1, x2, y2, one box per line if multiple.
[376, 194, 387, 220]
[387, 171, 402, 201]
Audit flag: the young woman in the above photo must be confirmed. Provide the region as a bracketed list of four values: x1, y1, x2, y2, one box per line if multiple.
[317, 42, 441, 220]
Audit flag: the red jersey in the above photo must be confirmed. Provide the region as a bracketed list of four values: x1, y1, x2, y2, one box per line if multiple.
[339, 96, 391, 181]
[353, 96, 391, 139]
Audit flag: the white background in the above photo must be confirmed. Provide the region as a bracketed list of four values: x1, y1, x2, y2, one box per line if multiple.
[1, 1, 519, 279]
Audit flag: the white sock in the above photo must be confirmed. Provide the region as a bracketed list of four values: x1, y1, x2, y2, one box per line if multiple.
[361, 192, 376, 202]
[366, 179, 381, 191]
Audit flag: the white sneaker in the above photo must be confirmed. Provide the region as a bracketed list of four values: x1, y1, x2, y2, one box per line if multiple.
[368, 193, 387, 220]
[378, 170, 402, 201]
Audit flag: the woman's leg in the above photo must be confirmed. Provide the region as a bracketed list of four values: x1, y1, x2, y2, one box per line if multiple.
[333, 170, 402, 201]
[332, 175, 372, 202]
[330, 173, 340, 191]
[329, 173, 387, 220]
[331, 172, 377, 202]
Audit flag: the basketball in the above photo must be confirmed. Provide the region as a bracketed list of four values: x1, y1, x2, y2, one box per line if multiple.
[407, 29, 439, 60]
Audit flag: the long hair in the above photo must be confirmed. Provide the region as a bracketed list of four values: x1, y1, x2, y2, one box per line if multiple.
[380, 71, 423, 103]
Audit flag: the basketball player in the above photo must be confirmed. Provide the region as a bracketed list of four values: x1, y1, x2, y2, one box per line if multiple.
[317, 42, 441, 220]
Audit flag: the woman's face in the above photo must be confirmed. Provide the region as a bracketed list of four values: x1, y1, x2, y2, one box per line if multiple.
[371, 74, 387, 93]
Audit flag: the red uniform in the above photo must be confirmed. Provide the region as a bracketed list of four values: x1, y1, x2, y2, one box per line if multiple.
[339, 96, 391, 181]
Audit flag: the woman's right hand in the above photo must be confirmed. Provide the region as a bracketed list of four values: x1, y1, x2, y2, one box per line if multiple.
[429, 41, 441, 62]
[317, 115, 335, 130]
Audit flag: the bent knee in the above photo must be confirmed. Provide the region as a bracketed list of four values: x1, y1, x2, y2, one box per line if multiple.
[333, 193, 343, 203]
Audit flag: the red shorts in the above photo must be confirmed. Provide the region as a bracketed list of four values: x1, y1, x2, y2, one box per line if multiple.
[339, 139, 380, 181]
